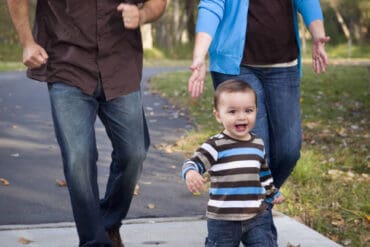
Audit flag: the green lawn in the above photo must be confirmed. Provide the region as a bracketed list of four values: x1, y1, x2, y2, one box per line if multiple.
[149, 64, 370, 247]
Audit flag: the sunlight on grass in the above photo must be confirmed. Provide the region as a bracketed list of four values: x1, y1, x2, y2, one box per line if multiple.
[0, 62, 25, 71]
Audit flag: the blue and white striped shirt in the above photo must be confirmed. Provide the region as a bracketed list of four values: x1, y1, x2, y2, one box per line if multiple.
[182, 132, 280, 221]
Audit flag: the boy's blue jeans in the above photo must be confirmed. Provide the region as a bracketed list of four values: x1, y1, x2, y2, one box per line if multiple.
[206, 209, 277, 247]
[211, 65, 301, 188]
[48, 81, 149, 247]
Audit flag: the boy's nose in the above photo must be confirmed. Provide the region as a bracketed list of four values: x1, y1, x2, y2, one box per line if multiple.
[237, 112, 247, 119]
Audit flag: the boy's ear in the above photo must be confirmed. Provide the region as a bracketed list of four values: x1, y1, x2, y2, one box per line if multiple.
[213, 108, 222, 123]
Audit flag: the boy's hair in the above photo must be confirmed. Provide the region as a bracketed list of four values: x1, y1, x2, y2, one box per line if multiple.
[214, 79, 257, 109]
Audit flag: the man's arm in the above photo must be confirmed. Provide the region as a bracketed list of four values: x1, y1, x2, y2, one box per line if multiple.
[7, 0, 48, 68]
[117, 0, 167, 29]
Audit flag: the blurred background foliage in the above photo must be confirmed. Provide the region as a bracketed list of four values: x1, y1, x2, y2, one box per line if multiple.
[0, 0, 369, 62]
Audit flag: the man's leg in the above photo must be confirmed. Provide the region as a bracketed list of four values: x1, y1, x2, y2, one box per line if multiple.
[99, 90, 149, 230]
[48, 82, 111, 247]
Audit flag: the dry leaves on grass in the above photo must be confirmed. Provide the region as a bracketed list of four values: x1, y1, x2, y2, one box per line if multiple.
[305, 122, 320, 130]
[331, 213, 345, 227]
[0, 178, 10, 186]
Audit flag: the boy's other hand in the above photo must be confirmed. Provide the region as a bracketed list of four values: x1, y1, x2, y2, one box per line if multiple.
[185, 170, 207, 194]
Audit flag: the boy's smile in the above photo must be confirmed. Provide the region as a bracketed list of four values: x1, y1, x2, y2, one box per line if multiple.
[214, 90, 257, 141]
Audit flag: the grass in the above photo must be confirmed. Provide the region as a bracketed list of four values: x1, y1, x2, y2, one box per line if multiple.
[148, 65, 370, 247]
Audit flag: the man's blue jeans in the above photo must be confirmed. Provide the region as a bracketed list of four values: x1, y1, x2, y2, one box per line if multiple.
[48, 81, 149, 247]
[211, 65, 301, 188]
[206, 209, 277, 247]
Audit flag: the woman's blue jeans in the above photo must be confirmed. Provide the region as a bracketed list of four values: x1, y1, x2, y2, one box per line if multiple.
[206, 209, 277, 247]
[48, 81, 149, 247]
[211, 65, 301, 188]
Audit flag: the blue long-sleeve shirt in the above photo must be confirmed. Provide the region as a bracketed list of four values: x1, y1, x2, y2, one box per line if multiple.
[196, 0, 324, 76]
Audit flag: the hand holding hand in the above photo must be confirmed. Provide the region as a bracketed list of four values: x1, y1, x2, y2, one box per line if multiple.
[117, 3, 141, 29]
[272, 194, 285, 205]
[185, 170, 207, 194]
[22, 42, 48, 69]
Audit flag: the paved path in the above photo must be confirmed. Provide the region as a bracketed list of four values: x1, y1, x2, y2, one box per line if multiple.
[0, 67, 208, 225]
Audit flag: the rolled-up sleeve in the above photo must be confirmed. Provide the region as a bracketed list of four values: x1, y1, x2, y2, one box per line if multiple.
[295, 0, 323, 27]
[196, 0, 226, 38]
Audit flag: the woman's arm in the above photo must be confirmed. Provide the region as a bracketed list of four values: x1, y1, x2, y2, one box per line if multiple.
[188, 32, 213, 98]
[309, 20, 330, 73]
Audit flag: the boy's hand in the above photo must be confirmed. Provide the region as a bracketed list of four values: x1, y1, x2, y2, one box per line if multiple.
[272, 194, 285, 204]
[185, 170, 207, 194]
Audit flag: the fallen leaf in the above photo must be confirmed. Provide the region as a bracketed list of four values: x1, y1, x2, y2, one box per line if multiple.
[0, 178, 10, 186]
[56, 179, 67, 187]
[342, 239, 351, 246]
[18, 237, 33, 244]
[134, 184, 140, 196]
[331, 214, 345, 227]
[365, 215, 370, 222]
[147, 203, 156, 209]
[337, 127, 347, 137]
[286, 242, 301, 247]
[305, 122, 319, 129]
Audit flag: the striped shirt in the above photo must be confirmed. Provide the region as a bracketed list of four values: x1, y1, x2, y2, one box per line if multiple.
[182, 132, 280, 221]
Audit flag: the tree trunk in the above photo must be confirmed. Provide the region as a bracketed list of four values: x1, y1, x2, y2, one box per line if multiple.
[329, 0, 352, 57]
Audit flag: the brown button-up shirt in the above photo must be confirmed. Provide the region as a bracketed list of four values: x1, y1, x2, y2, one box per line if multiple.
[28, 0, 144, 100]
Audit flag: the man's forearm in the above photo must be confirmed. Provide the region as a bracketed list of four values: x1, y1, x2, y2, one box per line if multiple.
[139, 0, 167, 25]
[7, 0, 34, 47]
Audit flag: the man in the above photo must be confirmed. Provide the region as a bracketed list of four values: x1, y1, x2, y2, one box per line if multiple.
[6, 0, 167, 246]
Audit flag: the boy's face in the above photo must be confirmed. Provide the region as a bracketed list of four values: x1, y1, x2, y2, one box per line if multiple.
[214, 90, 257, 141]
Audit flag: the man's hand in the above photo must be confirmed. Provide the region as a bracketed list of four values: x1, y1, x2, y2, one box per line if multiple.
[23, 42, 48, 69]
[185, 170, 207, 194]
[117, 3, 142, 29]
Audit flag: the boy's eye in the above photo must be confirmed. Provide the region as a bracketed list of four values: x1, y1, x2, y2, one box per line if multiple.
[228, 110, 236, 114]
[245, 108, 254, 113]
